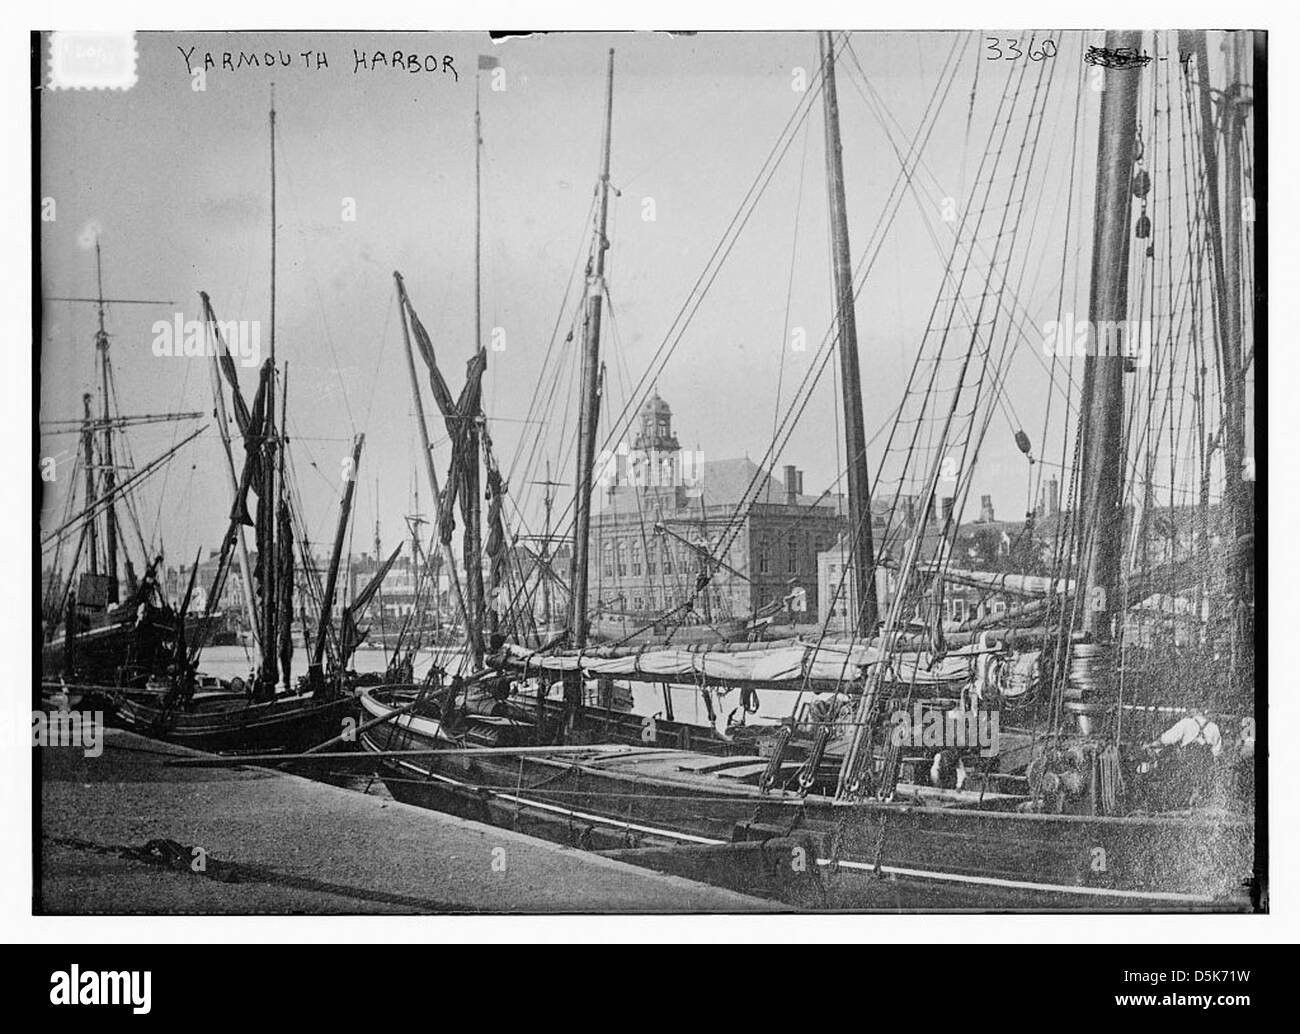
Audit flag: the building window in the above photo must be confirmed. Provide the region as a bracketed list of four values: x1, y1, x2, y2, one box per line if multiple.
[758, 539, 770, 575]
[616, 540, 627, 578]
[787, 535, 798, 574]
[631, 542, 642, 576]
[602, 542, 614, 579]
[993, 599, 1006, 616]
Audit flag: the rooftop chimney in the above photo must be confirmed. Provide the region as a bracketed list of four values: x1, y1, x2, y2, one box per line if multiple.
[784, 464, 801, 504]
[1038, 476, 1061, 518]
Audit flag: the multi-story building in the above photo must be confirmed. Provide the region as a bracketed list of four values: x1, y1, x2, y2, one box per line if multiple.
[165, 549, 248, 619]
[815, 492, 1069, 633]
[345, 552, 424, 624]
[588, 392, 846, 632]
[167, 547, 435, 634]
[816, 535, 894, 633]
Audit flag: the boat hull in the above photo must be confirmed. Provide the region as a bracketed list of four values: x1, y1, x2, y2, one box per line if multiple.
[358, 689, 1255, 911]
[42, 614, 173, 688]
[117, 691, 358, 754]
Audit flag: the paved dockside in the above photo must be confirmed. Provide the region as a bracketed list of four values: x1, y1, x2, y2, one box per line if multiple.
[38, 729, 775, 914]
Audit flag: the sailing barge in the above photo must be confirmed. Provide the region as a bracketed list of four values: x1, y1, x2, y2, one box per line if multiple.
[110, 95, 371, 754]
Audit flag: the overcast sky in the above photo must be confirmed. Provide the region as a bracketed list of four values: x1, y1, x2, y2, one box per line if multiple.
[39, 29, 1237, 573]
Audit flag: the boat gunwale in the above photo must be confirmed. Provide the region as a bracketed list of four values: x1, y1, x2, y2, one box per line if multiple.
[355, 689, 1253, 830]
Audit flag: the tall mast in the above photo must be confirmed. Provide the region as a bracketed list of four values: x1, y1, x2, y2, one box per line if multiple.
[819, 31, 878, 636]
[698, 491, 712, 624]
[1181, 31, 1227, 630]
[569, 48, 615, 650]
[269, 83, 278, 378]
[474, 68, 483, 358]
[260, 84, 280, 689]
[1076, 29, 1142, 655]
[1183, 31, 1251, 639]
[93, 241, 119, 601]
[409, 460, 422, 611]
[81, 392, 99, 576]
[48, 249, 172, 602]
[1221, 31, 1252, 648]
[464, 63, 488, 660]
[542, 460, 554, 630]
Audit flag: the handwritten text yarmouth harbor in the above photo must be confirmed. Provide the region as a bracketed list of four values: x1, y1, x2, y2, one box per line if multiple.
[177, 46, 460, 79]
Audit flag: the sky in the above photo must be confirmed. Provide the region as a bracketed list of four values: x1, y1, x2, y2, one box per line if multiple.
[37, 29, 1245, 576]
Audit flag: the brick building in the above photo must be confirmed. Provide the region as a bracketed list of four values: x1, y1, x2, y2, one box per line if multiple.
[588, 392, 846, 631]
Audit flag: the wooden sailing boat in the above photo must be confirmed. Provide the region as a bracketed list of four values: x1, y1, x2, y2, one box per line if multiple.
[357, 32, 1256, 908]
[40, 240, 208, 700]
[115, 92, 363, 753]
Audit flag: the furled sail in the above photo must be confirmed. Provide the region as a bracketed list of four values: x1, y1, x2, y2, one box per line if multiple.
[277, 499, 295, 688]
[231, 361, 273, 528]
[495, 638, 989, 692]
